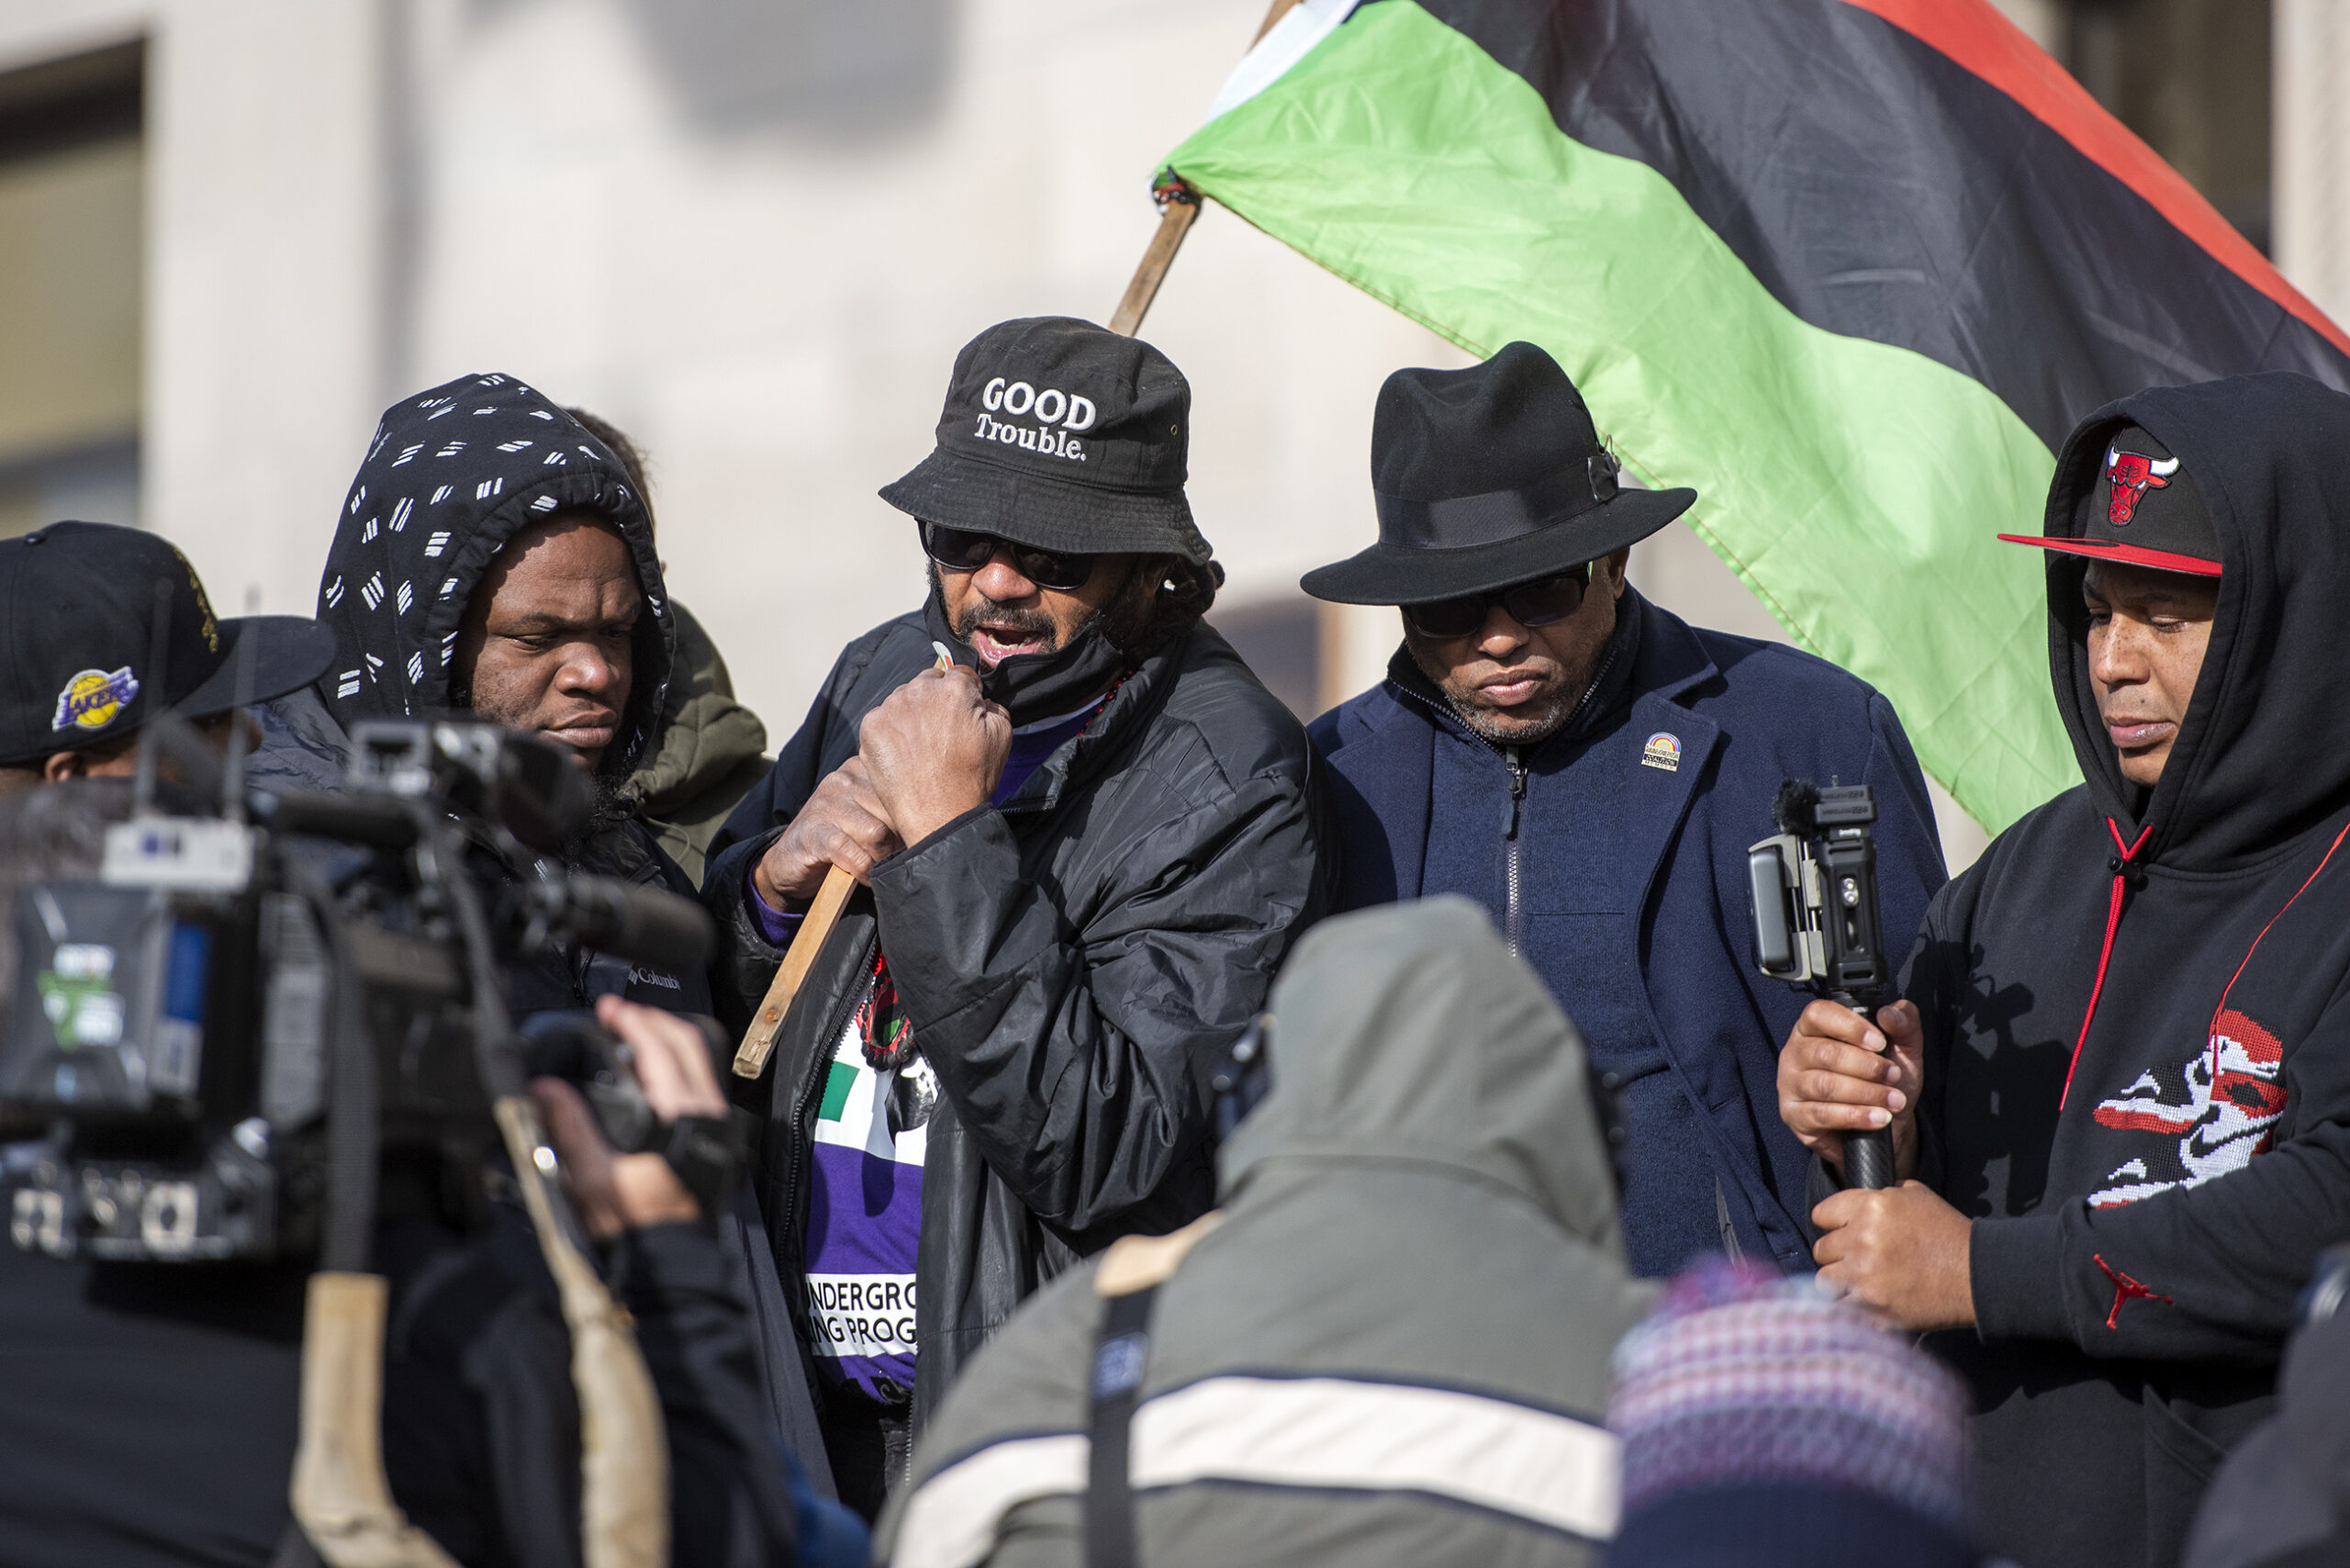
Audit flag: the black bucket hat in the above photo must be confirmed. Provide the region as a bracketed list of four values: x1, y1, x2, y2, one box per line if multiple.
[0, 521, 335, 767]
[1302, 342, 1695, 605]
[878, 316, 1211, 564]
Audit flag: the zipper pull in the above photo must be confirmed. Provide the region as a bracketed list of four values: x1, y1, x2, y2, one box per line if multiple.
[1504, 748, 1528, 837]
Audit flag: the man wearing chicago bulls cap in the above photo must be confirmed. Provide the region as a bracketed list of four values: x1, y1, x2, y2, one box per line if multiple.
[1303, 341, 1947, 1282]
[0, 521, 334, 795]
[1780, 375, 2350, 1567]
[701, 318, 1324, 1513]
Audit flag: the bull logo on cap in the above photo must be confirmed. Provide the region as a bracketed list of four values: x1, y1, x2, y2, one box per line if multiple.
[2105, 445, 2180, 528]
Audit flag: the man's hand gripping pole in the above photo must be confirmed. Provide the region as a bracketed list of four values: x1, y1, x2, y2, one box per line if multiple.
[733, 644, 956, 1079]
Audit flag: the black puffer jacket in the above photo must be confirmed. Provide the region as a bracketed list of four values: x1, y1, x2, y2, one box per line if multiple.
[703, 610, 1327, 1426]
[1904, 374, 2350, 1568]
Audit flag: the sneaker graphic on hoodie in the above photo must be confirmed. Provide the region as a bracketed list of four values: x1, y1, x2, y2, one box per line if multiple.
[2088, 1008, 2288, 1207]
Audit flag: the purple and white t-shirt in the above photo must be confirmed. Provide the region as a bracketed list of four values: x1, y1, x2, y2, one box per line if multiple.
[802, 1011, 933, 1401]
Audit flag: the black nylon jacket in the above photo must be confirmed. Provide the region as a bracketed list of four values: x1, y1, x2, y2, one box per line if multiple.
[702, 610, 1327, 1428]
[1901, 374, 2350, 1568]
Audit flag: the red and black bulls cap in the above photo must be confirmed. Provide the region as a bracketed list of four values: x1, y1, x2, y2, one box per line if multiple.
[0, 521, 334, 767]
[1999, 425, 2221, 577]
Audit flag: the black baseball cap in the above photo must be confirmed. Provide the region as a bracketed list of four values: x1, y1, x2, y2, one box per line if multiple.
[878, 316, 1211, 564]
[0, 521, 337, 767]
[1999, 426, 2221, 577]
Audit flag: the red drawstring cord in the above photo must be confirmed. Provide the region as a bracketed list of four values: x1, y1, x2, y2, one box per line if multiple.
[2060, 820, 2154, 1112]
[2200, 815, 2350, 1081]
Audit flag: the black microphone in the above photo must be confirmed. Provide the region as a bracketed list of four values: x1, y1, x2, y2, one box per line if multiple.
[501, 876, 714, 972]
[264, 790, 422, 848]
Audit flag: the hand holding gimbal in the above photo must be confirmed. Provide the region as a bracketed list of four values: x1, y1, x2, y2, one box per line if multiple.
[1749, 780, 1898, 1191]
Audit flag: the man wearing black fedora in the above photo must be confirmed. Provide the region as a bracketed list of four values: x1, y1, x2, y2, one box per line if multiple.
[0, 521, 335, 795]
[701, 316, 1326, 1513]
[1303, 341, 1945, 1279]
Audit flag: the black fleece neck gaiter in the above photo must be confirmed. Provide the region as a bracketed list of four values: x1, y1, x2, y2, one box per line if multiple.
[923, 590, 1129, 727]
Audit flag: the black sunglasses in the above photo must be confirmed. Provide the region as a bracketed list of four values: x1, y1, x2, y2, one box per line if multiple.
[921, 521, 1097, 592]
[1401, 565, 1594, 641]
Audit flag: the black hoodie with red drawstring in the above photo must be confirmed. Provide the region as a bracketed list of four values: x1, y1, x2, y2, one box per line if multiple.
[1903, 373, 2350, 1568]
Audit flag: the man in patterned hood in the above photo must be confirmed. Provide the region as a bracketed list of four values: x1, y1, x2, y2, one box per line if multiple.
[254, 371, 706, 1014]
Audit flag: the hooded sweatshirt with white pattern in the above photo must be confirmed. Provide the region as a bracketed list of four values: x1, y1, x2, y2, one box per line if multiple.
[1907, 373, 2350, 1568]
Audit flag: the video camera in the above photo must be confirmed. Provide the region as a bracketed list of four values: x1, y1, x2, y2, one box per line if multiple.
[1747, 779, 1897, 1190]
[0, 716, 719, 1262]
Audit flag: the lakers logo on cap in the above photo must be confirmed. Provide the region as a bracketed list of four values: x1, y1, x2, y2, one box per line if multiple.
[50, 666, 140, 734]
[1640, 731, 1682, 772]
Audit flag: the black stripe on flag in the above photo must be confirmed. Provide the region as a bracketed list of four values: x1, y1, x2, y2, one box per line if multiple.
[1402, 0, 2350, 450]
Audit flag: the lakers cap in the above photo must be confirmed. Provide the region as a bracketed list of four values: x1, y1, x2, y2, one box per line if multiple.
[0, 521, 335, 767]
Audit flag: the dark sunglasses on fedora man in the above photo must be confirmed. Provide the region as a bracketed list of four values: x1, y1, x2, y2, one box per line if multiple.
[922, 521, 1097, 593]
[1401, 563, 1595, 641]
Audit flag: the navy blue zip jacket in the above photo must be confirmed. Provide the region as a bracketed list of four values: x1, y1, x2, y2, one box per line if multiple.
[1309, 588, 1945, 1274]
[1906, 374, 2350, 1568]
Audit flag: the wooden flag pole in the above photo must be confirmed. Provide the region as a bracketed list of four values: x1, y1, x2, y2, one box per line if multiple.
[1106, 199, 1203, 338]
[1107, 0, 1305, 338]
[733, 0, 1306, 1081]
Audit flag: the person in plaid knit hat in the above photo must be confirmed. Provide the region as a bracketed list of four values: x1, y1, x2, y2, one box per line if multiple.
[1606, 1260, 1986, 1567]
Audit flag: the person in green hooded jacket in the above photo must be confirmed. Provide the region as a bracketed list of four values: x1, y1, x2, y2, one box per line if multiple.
[567, 409, 773, 884]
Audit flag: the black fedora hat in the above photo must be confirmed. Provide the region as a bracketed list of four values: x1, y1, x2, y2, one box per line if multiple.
[1302, 342, 1695, 605]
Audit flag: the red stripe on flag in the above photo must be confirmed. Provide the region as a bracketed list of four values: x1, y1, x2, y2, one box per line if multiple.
[1840, 0, 2350, 362]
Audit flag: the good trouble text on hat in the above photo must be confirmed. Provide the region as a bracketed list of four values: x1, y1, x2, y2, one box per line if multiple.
[973, 375, 1093, 463]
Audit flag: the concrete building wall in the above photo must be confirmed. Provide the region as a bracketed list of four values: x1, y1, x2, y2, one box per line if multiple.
[382, 0, 1472, 745]
[2275, 0, 2350, 328]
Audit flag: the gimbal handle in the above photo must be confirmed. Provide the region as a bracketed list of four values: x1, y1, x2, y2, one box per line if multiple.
[1831, 990, 1897, 1192]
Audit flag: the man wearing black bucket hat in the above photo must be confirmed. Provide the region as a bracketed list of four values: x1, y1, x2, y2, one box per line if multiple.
[0, 521, 335, 795]
[701, 317, 1325, 1515]
[1303, 342, 1946, 1281]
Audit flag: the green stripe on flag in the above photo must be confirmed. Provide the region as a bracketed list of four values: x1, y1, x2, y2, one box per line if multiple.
[818, 1059, 856, 1122]
[1167, 1, 2075, 831]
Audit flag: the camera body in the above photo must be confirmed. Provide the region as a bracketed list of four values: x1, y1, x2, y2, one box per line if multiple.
[1747, 781, 1892, 1001]
[1, 719, 712, 1261]
[1747, 780, 1897, 1190]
